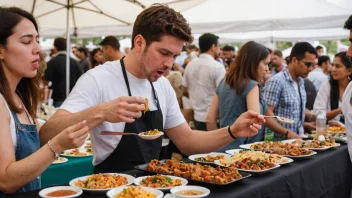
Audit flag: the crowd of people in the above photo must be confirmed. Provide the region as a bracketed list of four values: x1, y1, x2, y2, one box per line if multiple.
[0, 3, 351, 195]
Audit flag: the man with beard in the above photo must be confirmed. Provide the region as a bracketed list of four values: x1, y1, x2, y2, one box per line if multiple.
[40, 5, 265, 173]
[183, 33, 226, 131]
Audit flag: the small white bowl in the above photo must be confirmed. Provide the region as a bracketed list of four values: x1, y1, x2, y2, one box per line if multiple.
[171, 186, 210, 198]
[107, 186, 164, 198]
[39, 186, 82, 198]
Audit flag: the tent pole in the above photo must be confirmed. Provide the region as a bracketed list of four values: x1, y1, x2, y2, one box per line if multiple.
[66, 0, 70, 97]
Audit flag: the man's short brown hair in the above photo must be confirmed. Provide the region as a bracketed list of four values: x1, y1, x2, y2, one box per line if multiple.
[273, 49, 283, 58]
[132, 4, 193, 48]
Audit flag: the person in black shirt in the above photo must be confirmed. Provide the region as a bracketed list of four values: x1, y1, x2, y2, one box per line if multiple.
[76, 47, 90, 73]
[44, 37, 82, 107]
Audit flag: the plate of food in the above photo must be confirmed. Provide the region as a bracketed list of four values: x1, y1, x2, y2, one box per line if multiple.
[188, 152, 231, 164]
[69, 173, 135, 192]
[107, 186, 164, 198]
[215, 150, 293, 167]
[225, 149, 243, 155]
[39, 186, 82, 198]
[228, 158, 281, 173]
[139, 129, 164, 140]
[52, 157, 68, 164]
[170, 185, 210, 198]
[135, 159, 251, 185]
[244, 141, 317, 158]
[326, 126, 346, 134]
[282, 139, 340, 151]
[134, 174, 187, 191]
[61, 148, 92, 157]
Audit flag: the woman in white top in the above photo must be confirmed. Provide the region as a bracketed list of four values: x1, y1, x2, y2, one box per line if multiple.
[313, 52, 352, 123]
[0, 7, 89, 194]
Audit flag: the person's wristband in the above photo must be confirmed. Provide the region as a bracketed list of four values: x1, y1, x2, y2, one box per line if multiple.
[48, 140, 59, 160]
[228, 125, 236, 139]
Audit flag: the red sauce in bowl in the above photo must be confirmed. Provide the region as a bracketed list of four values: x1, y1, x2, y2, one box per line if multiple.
[46, 190, 76, 197]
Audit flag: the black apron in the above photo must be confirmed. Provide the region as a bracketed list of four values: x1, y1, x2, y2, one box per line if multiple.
[94, 57, 164, 173]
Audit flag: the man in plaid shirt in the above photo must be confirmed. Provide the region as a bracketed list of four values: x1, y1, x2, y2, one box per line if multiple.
[264, 42, 317, 141]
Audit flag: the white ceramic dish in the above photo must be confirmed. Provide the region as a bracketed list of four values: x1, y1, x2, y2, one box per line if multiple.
[170, 185, 210, 198]
[60, 148, 92, 157]
[69, 173, 134, 192]
[52, 157, 68, 164]
[39, 186, 82, 198]
[134, 175, 188, 191]
[236, 164, 281, 174]
[188, 152, 231, 164]
[225, 149, 243, 155]
[107, 186, 164, 198]
[214, 156, 293, 167]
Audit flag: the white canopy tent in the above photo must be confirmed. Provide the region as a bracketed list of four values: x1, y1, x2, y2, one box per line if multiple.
[0, 0, 205, 96]
[182, 0, 352, 34]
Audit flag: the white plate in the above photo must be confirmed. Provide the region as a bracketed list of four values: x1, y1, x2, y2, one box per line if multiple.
[214, 156, 293, 167]
[239, 142, 265, 151]
[107, 186, 164, 198]
[52, 157, 68, 164]
[225, 149, 243, 155]
[282, 151, 317, 158]
[188, 152, 231, 164]
[139, 131, 164, 140]
[236, 163, 281, 173]
[170, 185, 210, 198]
[134, 175, 188, 191]
[39, 186, 82, 198]
[69, 173, 135, 192]
[281, 139, 340, 151]
[61, 148, 92, 157]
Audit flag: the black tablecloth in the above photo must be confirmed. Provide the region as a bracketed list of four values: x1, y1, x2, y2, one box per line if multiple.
[3, 145, 352, 198]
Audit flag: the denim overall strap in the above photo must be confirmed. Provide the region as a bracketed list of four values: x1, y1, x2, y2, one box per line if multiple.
[11, 111, 41, 193]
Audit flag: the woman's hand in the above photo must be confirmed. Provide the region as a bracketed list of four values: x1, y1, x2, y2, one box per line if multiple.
[50, 120, 89, 152]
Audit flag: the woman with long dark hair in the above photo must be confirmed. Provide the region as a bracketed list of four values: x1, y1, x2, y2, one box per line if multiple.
[207, 41, 300, 150]
[0, 7, 89, 193]
[313, 52, 352, 123]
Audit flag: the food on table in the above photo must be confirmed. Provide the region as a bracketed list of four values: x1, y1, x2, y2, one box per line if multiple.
[176, 190, 204, 195]
[144, 98, 149, 113]
[293, 139, 337, 148]
[53, 157, 66, 163]
[145, 159, 242, 184]
[86, 148, 92, 154]
[231, 158, 276, 170]
[85, 142, 92, 149]
[194, 155, 225, 162]
[46, 190, 76, 196]
[140, 174, 182, 188]
[327, 126, 345, 133]
[75, 173, 128, 189]
[64, 149, 88, 156]
[250, 141, 312, 156]
[219, 150, 289, 166]
[143, 129, 161, 136]
[115, 186, 156, 198]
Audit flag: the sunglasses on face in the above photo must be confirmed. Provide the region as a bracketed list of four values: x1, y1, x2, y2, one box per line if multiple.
[300, 61, 315, 68]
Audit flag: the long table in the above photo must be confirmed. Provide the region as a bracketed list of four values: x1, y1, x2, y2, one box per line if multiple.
[41, 156, 94, 188]
[3, 145, 351, 198]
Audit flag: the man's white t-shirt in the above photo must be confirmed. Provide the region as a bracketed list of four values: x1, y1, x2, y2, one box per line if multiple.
[60, 60, 185, 165]
[183, 53, 226, 122]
